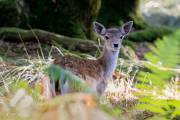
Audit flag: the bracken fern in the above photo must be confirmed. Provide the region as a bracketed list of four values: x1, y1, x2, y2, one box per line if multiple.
[137, 30, 180, 88]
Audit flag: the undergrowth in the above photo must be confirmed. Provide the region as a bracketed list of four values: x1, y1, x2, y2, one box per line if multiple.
[0, 29, 179, 120]
[135, 30, 180, 120]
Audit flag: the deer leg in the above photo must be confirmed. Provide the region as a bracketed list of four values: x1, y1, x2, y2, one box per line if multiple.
[96, 80, 107, 95]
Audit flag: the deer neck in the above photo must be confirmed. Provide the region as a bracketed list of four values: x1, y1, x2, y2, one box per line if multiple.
[99, 46, 119, 80]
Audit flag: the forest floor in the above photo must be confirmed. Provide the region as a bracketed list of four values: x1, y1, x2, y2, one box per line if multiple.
[0, 39, 179, 120]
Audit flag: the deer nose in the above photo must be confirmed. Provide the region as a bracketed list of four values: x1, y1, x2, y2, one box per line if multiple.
[113, 44, 119, 48]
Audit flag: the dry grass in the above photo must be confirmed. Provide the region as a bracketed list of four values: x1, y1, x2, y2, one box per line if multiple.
[0, 40, 179, 120]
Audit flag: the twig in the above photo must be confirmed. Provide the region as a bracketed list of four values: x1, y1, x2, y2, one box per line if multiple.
[18, 32, 30, 60]
[139, 61, 180, 73]
[28, 25, 45, 60]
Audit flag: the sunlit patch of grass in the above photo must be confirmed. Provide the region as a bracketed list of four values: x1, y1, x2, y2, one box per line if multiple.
[134, 76, 180, 102]
[160, 76, 180, 100]
[143, 76, 180, 100]
[136, 77, 180, 120]
[102, 59, 140, 110]
[0, 58, 53, 96]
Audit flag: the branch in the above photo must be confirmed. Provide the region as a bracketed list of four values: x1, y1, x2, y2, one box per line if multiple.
[137, 60, 180, 73]
[0, 27, 98, 53]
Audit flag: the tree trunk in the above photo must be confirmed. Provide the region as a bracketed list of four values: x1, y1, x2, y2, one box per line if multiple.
[97, 0, 146, 29]
[78, 0, 101, 39]
[0, 0, 101, 40]
[24, 0, 101, 40]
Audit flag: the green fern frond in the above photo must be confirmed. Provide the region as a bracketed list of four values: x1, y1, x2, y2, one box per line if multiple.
[146, 36, 179, 68]
[137, 97, 180, 119]
[48, 64, 94, 94]
[137, 30, 180, 88]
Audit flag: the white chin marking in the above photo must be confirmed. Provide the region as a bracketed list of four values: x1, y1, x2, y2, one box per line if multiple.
[112, 49, 119, 52]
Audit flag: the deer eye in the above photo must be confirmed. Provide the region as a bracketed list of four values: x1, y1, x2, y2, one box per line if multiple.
[120, 36, 124, 39]
[104, 36, 109, 40]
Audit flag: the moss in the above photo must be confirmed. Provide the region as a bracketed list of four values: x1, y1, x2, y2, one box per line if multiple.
[25, 0, 101, 39]
[0, 0, 19, 26]
[127, 26, 175, 42]
[0, 0, 28, 27]
[97, 0, 146, 29]
[0, 0, 101, 39]
[123, 40, 136, 49]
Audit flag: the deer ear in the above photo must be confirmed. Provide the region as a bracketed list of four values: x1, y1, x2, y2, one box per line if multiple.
[121, 21, 133, 36]
[93, 21, 106, 35]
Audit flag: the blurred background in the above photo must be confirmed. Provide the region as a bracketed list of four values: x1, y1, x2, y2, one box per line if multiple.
[140, 0, 180, 27]
[0, 0, 179, 40]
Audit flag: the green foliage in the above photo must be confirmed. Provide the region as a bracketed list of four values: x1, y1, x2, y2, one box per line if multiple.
[48, 64, 94, 93]
[100, 104, 122, 117]
[136, 30, 180, 119]
[137, 97, 180, 120]
[127, 26, 174, 42]
[137, 30, 180, 88]
[10, 80, 42, 100]
[0, 79, 41, 100]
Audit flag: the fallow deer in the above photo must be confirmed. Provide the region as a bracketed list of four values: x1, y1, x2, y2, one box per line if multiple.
[54, 21, 133, 94]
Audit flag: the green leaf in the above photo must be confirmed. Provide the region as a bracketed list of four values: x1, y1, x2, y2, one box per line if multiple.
[137, 30, 180, 88]
[48, 64, 95, 93]
[48, 64, 61, 81]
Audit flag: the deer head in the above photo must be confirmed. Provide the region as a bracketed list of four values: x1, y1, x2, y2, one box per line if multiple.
[93, 21, 133, 52]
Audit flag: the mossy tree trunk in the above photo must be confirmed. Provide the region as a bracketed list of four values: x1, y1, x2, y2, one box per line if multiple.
[97, 0, 146, 29]
[0, 27, 98, 53]
[0, 0, 27, 27]
[24, 0, 101, 40]
[78, 0, 102, 39]
[0, 0, 101, 40]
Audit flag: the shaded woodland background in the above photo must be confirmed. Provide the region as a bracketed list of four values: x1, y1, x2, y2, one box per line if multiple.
[0, 0, 173, 39]
[1, 0, 143, 39]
